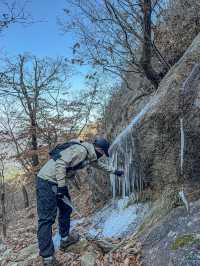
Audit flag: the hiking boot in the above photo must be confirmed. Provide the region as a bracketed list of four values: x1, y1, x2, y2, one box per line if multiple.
[60, 232, 80, 251]
[42, 256, 59, 266]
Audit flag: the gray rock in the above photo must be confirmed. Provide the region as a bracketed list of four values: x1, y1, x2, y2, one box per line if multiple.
[63, 238, 90, 255]
[1, 244, 39, 266]
[0, 242, 7, 254]
[0, 248, 13, 262]
[81, 250, 97, 266]
[6, 263, 19, 266]
[15, 243, 38, 264]
[136, 32, 200, 187]
[141, 199, 200, 266]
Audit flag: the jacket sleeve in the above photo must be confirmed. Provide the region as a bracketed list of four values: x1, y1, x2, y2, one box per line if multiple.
[90, 160, 115, 174]
[56, 145, 87, 187]
[55, 158, 68, 187]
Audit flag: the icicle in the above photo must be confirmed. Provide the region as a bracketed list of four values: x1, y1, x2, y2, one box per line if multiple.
[179, 63, 200, 175]
[118, 176, 121, 196]
[109, 90, 160, 199]
[110, 147, 118, 200]
[109, 130, 139, 199]
[122, 177, 126, 198]
[110, 174, 116, 200]
[178, 186, 190, 214]
[180, 118, 184, 175]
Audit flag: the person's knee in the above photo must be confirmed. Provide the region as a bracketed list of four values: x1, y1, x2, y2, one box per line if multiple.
[57, 198, 72, 213]
[59, 207, 72, 220]
[38, 212, 57, 227]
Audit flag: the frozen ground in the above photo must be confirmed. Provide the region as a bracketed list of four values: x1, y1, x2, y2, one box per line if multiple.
[53, 197, 149, 249]
[88, 197, 149, 238]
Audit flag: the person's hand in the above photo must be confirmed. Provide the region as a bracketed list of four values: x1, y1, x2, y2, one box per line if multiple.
[114, 170, 124, 177]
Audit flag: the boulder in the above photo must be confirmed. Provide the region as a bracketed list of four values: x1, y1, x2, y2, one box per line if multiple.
[14, 243, 38, 264]
[62, 238, 90, 254]
[81, 250, 97, 266]
[135, 32, 200, 189]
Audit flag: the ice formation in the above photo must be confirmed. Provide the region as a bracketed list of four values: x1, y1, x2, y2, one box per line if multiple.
[109, 94, 159, 198]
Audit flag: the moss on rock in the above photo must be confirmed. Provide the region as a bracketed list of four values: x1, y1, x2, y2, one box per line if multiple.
[171, 234, 199, 250]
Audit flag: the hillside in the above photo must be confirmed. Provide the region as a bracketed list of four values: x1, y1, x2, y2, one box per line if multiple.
[1, 1, 200, 266]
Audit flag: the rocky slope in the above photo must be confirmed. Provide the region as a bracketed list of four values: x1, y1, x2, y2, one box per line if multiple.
[2, 191, 200, 266]
[141, 198, 200, 266]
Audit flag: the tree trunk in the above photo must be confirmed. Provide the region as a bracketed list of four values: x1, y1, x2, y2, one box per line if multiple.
[22, 184, 29, 208]
[31, 118, 39, 167]
[140, 0, 161, 88]
[1, 190, 6, 238]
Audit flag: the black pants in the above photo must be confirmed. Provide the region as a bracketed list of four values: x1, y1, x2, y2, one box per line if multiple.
[36, 177, 72, 258]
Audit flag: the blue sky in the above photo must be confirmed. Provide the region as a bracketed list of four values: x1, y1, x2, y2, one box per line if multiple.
[1, 0, 88, 91]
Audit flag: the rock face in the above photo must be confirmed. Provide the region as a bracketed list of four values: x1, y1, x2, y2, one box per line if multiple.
[105, 72, 152, 141]
[137, 32, 200, 188]
[107, 34, 200, 194]
[109, 32, 200, 192]
[140, 199, 200, 266]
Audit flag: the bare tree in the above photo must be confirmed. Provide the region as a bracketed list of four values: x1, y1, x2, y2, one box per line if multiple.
[0, 55, 69, 170]
[60, 0, 169, 89]
[0, 152, 7, 238]
[140, 0, 162, 87]
[21, 183, 29, 208]
[0, 1, 31, 92]
[67, 81, 100, 137]
[0, 102, 33, 172]
[0, 1, 29, 33]
[0, 55, 102, 179]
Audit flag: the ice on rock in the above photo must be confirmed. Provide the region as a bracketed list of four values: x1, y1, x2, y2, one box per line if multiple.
[180, 118, 184, 175]
[109, 94, 159, 199]
[109, 62, 200, 199]
[89, 198, 149, 238]
[179, 62, 200, 175]
[102, 205, 137, 237]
